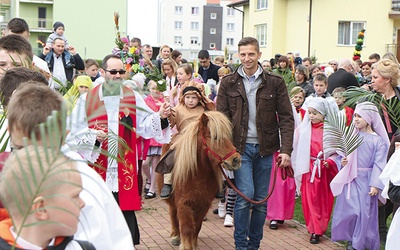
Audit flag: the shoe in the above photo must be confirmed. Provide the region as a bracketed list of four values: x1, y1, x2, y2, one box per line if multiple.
[213, 208, 218, 214]
[65, 62, 75, 69]
[160, 184, 172, 199]
[269, 220, 278, 230]
[145, 192, 156, 199]
[224, 214, 234, 227]
[346, 242, 355, 250]
[310, 233, 320, 244]
[144, 181, 151, 194]
[277, 220, 284, 224]
[218, 201, 226, 218]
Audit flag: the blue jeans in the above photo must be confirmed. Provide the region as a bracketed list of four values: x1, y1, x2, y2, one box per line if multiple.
[234, 143, 272, 250]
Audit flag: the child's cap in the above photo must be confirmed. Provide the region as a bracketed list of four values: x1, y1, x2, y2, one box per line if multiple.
[74, 75, 92, 88]
[131, 73, 146, 89]
[53, 21, 64, 31]
[121, 37, 129, 44]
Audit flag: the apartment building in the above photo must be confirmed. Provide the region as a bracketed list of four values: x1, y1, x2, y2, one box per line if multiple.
[229, 0, 400, 63]
[159, 0, 242, 62]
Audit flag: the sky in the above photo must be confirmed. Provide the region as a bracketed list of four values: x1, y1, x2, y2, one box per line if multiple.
[127, 0, 158, 46]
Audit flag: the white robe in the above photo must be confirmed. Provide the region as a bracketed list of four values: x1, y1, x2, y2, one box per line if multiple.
[66, 86, 171, 192]
[380, 149, 400, 249]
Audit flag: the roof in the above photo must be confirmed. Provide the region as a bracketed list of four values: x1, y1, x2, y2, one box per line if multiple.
[227, 0, 249, 8]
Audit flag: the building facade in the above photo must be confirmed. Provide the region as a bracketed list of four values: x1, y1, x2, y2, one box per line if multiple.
[230, 0, 399, 63]
[3, 0, 127, 60]
[159, 0, 243, 62]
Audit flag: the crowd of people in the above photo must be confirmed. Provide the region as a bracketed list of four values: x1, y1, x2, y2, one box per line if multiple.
[0, 17, 399, 250]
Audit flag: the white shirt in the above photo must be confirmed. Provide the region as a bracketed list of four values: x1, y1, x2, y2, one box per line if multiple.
[52, 54, 67, 89]
[10, 227, 82, 250]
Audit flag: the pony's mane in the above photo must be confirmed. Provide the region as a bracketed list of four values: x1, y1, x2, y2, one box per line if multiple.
[172, 111, 233, 186]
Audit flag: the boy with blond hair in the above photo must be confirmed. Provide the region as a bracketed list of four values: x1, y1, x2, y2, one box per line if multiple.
[0, 146, 90, 249]
[5, 83, 134, 249]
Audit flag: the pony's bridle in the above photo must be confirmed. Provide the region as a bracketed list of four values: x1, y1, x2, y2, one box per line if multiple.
[201, 134, 237, 166]
[201, 133, 294, 204]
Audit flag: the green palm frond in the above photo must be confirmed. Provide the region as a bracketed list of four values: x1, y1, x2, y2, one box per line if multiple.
[345, 86, 400, 129]
[324, 108, 363, 157]
[0, 106, 79, 249]
[0, 112, 9, 152]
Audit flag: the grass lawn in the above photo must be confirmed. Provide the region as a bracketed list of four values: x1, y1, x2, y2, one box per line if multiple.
[292, 196, 393, 249]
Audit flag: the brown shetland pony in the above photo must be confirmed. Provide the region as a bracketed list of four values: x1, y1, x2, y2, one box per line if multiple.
[158, 111, 241, 250]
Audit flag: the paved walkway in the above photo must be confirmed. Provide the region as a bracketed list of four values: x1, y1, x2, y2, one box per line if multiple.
[136, 196, 345, 250]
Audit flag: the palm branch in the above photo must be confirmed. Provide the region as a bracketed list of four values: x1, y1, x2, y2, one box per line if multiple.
[0, 108, 81, 249]
[345, 86, 400, 129]
[324, 108, 363, 157]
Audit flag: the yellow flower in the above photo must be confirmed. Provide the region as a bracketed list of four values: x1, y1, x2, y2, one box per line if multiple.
[129, 47, 136, 54]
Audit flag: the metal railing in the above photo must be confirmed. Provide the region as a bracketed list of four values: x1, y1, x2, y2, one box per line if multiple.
[393, 0, 400, 11]
[25, 17, 53, 31]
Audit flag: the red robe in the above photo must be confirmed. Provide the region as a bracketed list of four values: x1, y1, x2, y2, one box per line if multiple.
[300, 122, 338, 235]
[85, 85, 140, 211]
[343, 106, 354, 126]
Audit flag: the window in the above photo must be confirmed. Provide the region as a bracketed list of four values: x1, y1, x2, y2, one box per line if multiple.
[175, 6, 183, 14]
[191, 22, 199, 30]
[174, 21, 182, 29]
[210, 28, 216, 34]
[191, 37, 199, 45]
[227, 23, 235, 32]
[227, 8, 235, 16]
[255, 24, 267, 46]
[38, 7, 46, 28]
[210, 13, 217, 19]
[338, 21, 365, 45]
[226, 38, 234, 46]
[174, 36, 182, 44]
[190, 52, 197, 61]
[210, 43, 216, 49]
[256, 0, 268, 10]
[191, 7, 199, 15]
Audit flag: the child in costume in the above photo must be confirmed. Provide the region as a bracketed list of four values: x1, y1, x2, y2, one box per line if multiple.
[143, 79, 165, 199]
[160, 82, 215, 198]
[292, 97, 339, 244]
[0, 146, 92, 250]
[332, 87, 354, 126]
[330, 101, 389, 250]
[63, 75, 93, 112]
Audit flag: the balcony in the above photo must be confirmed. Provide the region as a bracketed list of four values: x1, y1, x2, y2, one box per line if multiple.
[25, 17, 53, 32]
[19, 0, 53, 4]
[389, 0, 400, 18]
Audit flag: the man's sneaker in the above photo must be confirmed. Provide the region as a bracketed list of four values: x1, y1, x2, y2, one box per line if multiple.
[224, 214, 234, 227]
[218, 201, 226, 218]
[160, 184, 172, 199]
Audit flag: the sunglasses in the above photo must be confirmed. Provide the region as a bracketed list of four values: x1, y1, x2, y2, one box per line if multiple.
[105, 69, 126, 75]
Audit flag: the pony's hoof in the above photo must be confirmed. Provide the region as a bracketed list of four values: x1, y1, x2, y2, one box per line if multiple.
[171, 237, 181, 246]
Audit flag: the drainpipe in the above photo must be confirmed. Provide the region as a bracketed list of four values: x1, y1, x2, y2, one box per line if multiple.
[231, 6, 244, 38]
[307, 0, 312, 57]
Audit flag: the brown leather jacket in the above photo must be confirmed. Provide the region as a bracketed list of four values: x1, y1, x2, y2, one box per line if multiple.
[217, 67, 294, 156]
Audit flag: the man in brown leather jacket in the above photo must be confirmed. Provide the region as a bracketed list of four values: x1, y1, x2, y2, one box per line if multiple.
[217, 37, 294, 250]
